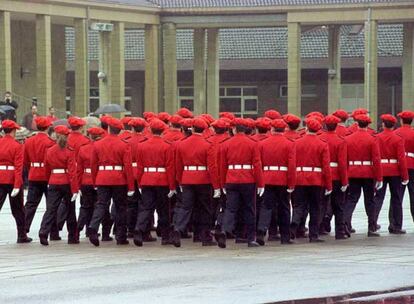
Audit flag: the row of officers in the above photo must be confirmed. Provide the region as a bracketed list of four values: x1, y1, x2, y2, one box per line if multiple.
[0, 107, 412, 248]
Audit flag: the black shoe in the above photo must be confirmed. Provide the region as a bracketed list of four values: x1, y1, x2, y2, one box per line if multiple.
[335, 234, 348, 240]
[296, 231, 308, 239]
[376, 224, 381, 231]
[117, 239, 129, 245]
[350, 228, 356, 233]
[172, 230, 181, 248]
[49, 235, 62, 241]
[180, 231, 191, 239]
[88, 229, 100, 247]
[161, 239, 172, 245]
[133, 231, 143, 247]
[202, 240, 217, 246]
[143, 233, 157, 242]
[101, 235, 113, 242]
[281, 240, 294, 245]
[367, 230, 380, 237]
[267, 234, 281, 242]
[248, 241, 260, 247]
[319, 228, 329, 236]
[389, 228, 406, 235]
[39, 234, 49, 246]
[256, 231, 265, 246]
[17, 236, 33, 244]
[68, 239, 80, 244]
[235, 238, 248, 244]
[216, 233, 226, 249]
[309, 238, 325, 243]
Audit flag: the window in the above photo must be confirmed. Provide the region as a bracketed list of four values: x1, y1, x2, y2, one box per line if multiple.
[341, 84, 365, 114]
[178, 86, 194, 111]
[279, 84, 317, 98]
[65, 88, 71, 112]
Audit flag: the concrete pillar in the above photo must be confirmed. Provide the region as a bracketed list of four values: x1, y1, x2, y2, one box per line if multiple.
[145, 24, 159, 112]
[193, 28, 207, 114]
[287, 22, 301, 117]
[51, 25, 66, 115]
[364, 19, 378, 127]
[36, 15, 52, 112]
[111, 22, 125, 109]
[74, 18, 89, 117]
[206, 28, 219, 117]
[0, 11, 12, 93]
[99, 31, 111, 105]
[402, 23, 414, 111]
[327, 25, 341, 114]
[163, 23, 177, 114]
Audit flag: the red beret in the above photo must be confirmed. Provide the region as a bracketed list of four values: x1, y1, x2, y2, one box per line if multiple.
[306, 111, 324, 119]
[271, 119, 287, 129]
[121, 117, 133, 125]
[307, 115, 323, 123]
[232, 117, 249, 127]
[149, 118, 167, 131]
[324, 115, 341, 125]
[397, 111, 414, 120]
[128, 118, 147, 127]
[54, 125, 70, 135]
[211, 118, 230, 129]
[255, 118, 271, 130]
[219, 112, 235, 121]
[100, 115, 112, 124]
[87, 127, 105, 136]
[192, 118, 208, 130]
[332, 109, 349, 121]
[200, 114, 215, 125]
[305, 118, 322, 132]
[354, 114, 372, 124]
[158, 112, 171, 122]
[264, 110, 282, 120]
[352, 108, 368, 118]
[1, 119, 20, 130]
[107, 117, 124, 130]
[34, 116, 52, 128]
[68, 116, 86, 127]
[244, 118, 256, 129]
[176, 108, 193, 118]
[169, 115, 183, 125]
[283, 114, 301, 125]
[380, 114, 397, 124]
[143, 112, 156, 121]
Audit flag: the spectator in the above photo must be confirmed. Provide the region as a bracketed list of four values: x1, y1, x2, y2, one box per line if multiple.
[47, 106, 58, 122]
[0, 91, 18, 109]
[22, 105, 38, 131]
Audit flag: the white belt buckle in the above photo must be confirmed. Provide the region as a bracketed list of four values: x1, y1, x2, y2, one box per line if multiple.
[302, 167, 312, 172]
[362, 161, 372, 166]
[234, 165, 242, 170]
[158, 168, 166, 172]
[330, 162, 338, 168]
[407, 152, 414, 158]
[132, 162, 137, 168]
[280, 166, 288, 171]
[84, 168, 91, 174]
[390, 159, 398, 164]
[148, 167, 156, 172]
[381, 159, 389, 164]
[314, 167, 322, 172]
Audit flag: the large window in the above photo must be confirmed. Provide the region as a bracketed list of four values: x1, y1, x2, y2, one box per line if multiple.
[178, 87, 194, 111]
[279, 84, 317, 98]
[341, 84, 365, 113]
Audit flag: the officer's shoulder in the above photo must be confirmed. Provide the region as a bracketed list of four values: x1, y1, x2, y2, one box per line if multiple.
[247, 136, 258, 143]
[67, 146, 75, 151]
[120, 138, 130, 144]
[319, 137, 328, 143]
[162, 139, 172, 145]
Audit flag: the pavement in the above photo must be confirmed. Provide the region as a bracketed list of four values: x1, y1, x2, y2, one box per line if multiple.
[1, 191, 414, 304]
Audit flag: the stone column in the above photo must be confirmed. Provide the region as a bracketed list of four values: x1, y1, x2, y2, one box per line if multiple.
[287, 22, 301, 117]
[99, 31, 111, 105]
[193, 28, 207, 114]
[206, 28, 219, 117]
[327, 25, 341, 114]
[402, 23, 414, 111]
[36, 14, 52, 112]
[111, 22, 125, 109]
[145, 24, 159, 112]
[0, 11, 12, 93]
[364, 19, 378, 127]
[74, 18, 89, 117]
[163, 23, 177, 114]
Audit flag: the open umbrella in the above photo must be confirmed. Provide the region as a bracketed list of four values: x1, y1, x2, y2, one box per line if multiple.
[94, 103, 126, 115]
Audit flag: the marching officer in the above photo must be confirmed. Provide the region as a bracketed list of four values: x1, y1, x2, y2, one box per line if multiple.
[216, 118, 264, 248]
[332, 109, 351, 137]
[38, 125, 79, 245]
[291, 118, 332, 242]
[256, 119, 296, 245]
[119, 117, 133, 140]
[0, 120, 31, 243]
[318, 115, 349, 239]
[373, 114, 408, 234]
[344, 114, 382, 237]
[88, 117, 135, 246]
[24, 116, 56, 238]
[163, 115, 185, 142]
[133, 119, 175, 247]
[172, 118, 220, 247]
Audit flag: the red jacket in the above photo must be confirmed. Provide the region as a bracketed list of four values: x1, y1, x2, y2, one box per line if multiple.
[295, 134, 332, 190]
[119, 131, 133, 141]
[345, 129, 382, 181]
[318, 131, 348, 186]
[0, 135, 23, 188]
[136, 136, 175, 190]
[163, 128, 184, 142]
[44, 144, 78, 194]
[376, 129, 408, 179]
[251, 133, 268, 142]
[128, 133, 148, 179]
[349, 123, 375, 135]
[220, 133, 264, 187]
[77, 142, 94, 186]
[90, 134, 134, 191]
[67, 131, 90, 157]
[176, 133, 219, 189]
[284, 130, 302, 141]
[209, 133, 230, 185]
[394, 125, 414, 169]
[259, 133, 296, 188]
[24, 132, 55, 182]
[336, 124, 352, 137]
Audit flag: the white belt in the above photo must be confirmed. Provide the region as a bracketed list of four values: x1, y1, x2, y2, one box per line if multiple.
[407, 152, 414, 158]
[296, 167, 322, 172]
[228, 164, 252, 170]
[184, 166, 207, 171]
[349, 161, 372, 166]
[263, 166, 288, 172]
[52, 169, 67, 174]
[84, 168, 91, 174]
[381, 159, 398, 164]
[0, 165, 15, 170]
[144, 167, 166, 173]
[132, 162, 137, 168]
[31, 162, 44, 168]
[99, 165, 123, 171]
[330, 162, 338, 168]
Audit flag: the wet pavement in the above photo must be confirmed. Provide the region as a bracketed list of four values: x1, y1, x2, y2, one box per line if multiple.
[0, 192, 414, 303]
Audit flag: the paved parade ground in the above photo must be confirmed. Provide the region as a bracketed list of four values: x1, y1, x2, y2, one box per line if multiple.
[1, 193, 414, 304]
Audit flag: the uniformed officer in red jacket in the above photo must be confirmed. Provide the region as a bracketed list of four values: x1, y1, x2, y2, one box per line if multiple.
[39, 125, 79, 245]
[332, 109, 352, 137]
[395, 111, 414, 222]
[0, 120, 31, 243]
[119, 117, 133, 141]
[318, 115, 349, 239]
[291, 118, 332, 242]
[264, 109, 282, 120]
[373, 114, 408, 234]
[344, 114, 382, 237]
[88, 117, 134, 246]
[348, 108, 376, 135]
[256, 119, 296, 245]
[216, 118, 264, 248]
[163, 115, 184, 142]
[24, 116, 56, 237]
[172, 117, 220, 247]
[133, 119, 175, 247]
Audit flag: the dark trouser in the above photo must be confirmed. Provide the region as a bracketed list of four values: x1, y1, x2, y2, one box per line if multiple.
[268, 209, 279, 237]
[39, 185, 77, 240]
[25, 181, 47, 233]
[89, 185, 127, 242]
[257, 185, 290, 242]
[345, 178, 376, 232]
[321, 181, 346, 236]
[135, 186, 170, 240]
[403, 169, 414, 222]
[222, 183, 256, 242]
[127, 183, 140, 234]
[174, 184, 213, 242]
[291, 193, 308, 234]
[78, 185, 97, 232]
[0, 184, 26, 238]
[374, 176, 404, 230]
[291, 186, 322, 240]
